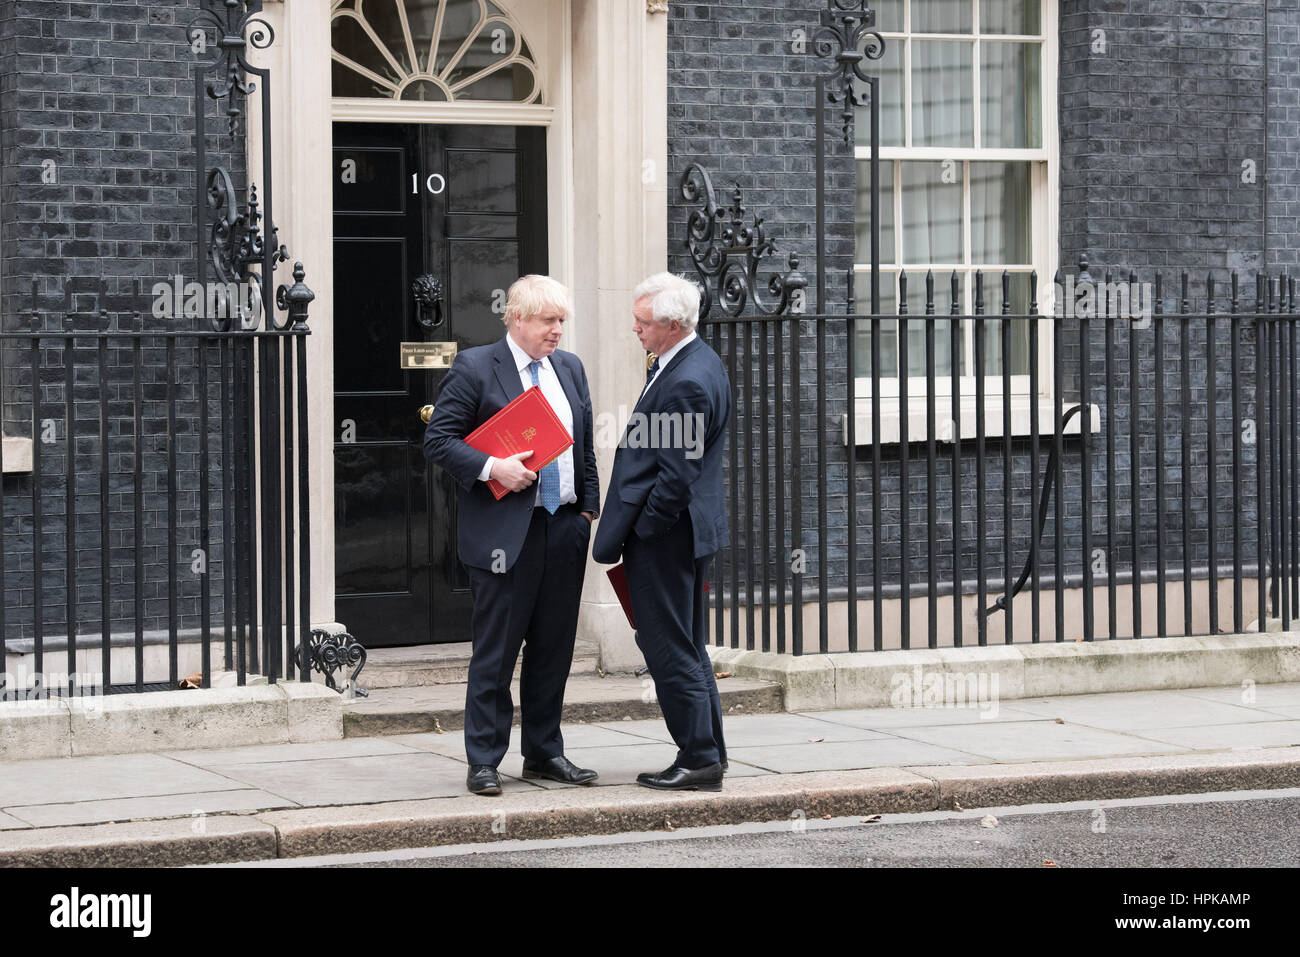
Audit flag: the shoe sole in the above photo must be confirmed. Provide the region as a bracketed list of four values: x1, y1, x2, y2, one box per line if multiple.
[521, 770, 598, 785]
[637, 780, 723, 792]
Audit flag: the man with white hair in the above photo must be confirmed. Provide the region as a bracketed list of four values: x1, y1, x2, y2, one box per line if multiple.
[592, 271, 732, 791]
[425, 275, 601, 796]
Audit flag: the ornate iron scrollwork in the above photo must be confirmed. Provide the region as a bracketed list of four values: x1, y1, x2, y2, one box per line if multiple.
[681, 163, 807, 319]
[811, 0, 886, 144]
[206, 169, 288, 330]
[187, 0, 276, 137]
[412, 274, 445, 329]
[296, 628, 369, 696]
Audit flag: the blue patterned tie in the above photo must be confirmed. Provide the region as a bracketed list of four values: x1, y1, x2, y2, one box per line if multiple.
[528, 360, 562, 514]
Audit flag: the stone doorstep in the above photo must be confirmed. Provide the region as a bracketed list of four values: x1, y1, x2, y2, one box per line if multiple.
[0, 682, 343, 762]
[341, 673, 785, 737]
[360, 639, 600, 690]
[1, 746, 1297, 866]
[709, 632, 1300, 712]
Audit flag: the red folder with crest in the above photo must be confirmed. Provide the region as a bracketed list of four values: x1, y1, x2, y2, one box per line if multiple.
[463, 385, 573, 500]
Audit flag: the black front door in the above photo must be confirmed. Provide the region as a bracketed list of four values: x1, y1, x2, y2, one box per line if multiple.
[332, 122, 548, 646]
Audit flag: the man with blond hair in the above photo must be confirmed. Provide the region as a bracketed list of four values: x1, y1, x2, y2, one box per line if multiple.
[593, 272, 731, 791]
[425, 275, 600, 796]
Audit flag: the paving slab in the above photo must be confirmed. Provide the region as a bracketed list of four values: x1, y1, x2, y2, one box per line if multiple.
[1008, 689, 1290, 730]
[1172, 683, 1300, 708]
[213, 750, 498, 805]
[797, 704, 1049, 730]
[0, 753, 246, 806]
[728, 737, 984, 773]
[1124, 720, 1300, 751]
[887, 720, 1193, 762]
[163, 736, 423, 768]
[6, 788, 297, 828]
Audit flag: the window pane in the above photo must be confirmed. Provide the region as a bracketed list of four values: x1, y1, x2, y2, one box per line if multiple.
[854, 37, 904, 148]
[970, 161, 1032, 263]
[980, 0, 1041, 34]
[873, 0, 904, 30]
[912, 40, 974, 147]
[855, 159, 895, 264]
[902, 312, 956, 379]
[902, 162, 962, 264]
[855, 272, 898, 378]
[912, 0, 973, 34]
[980, 41, 1041, 147]
[972, 273, 1033, 376]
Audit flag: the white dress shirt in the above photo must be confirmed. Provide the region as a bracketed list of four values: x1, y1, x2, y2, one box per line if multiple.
[476, 333, 577, 507]
[640, 330, 697, 401]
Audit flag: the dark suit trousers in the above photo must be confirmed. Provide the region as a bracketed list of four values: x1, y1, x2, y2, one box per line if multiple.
[463, 504, 590, 767]
[623, 512, 726, 769]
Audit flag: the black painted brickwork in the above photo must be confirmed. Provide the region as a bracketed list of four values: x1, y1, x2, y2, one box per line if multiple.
[0, 0, 245, 642]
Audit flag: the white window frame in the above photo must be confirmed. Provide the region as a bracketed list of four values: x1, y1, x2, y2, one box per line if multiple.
[848, 0, 1077, 444]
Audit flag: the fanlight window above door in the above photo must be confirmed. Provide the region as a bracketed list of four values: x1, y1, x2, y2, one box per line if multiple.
[331, 0, 542, 103]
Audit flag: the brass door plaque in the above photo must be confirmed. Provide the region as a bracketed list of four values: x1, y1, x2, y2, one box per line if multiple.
[401, 341, 457, 370]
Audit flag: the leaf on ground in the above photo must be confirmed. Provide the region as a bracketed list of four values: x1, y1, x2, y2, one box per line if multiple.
[433, 717, 446, 735]
[979, 814, 998, 828]
[809, 737, 825, 743]
[1043, 859, 1059, 867]
[822, 814, 832, 820]
[714, 672, 732, 679]
[1054, 717, 1065, 724]
[665, 818, 675, 832]
[178, 672, 201, 689]
[861, 814, 882, 823]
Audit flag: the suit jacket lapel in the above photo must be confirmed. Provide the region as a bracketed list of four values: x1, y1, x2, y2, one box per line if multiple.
[491, 336, 525, 404]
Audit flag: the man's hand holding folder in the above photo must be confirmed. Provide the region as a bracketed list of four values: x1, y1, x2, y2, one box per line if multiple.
[463, 385, 574, 500]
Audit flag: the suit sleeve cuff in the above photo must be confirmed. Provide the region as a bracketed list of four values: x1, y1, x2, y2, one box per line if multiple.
[477, 456, 495, 483]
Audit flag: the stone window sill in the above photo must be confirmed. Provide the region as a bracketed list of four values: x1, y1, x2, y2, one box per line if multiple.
[2, 435, 33, 473]
[842, 398, 1100, 446]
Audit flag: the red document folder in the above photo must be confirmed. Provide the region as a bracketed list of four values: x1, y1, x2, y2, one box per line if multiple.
[606, 563, 636, 629]
[463, 385, 574, 500]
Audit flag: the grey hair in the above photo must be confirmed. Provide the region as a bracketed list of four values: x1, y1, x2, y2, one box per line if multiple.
[633, 272, 701, 333]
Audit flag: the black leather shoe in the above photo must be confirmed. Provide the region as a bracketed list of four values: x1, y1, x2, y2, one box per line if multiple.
[467, 765, 502, 796]
[521, 755, 598, 785]
[637, 763, 724, 792]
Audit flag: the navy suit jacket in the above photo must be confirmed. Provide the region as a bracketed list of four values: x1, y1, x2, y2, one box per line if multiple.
[592, 336, 732, 564]
[423, 336, 600, 572]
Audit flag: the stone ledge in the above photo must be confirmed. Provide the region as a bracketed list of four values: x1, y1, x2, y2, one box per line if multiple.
[709, 633, 1300, 711]
[0, 681, 342, 761]
[1, 435, 32, 474]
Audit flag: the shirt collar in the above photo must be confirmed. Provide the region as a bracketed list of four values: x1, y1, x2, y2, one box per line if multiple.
[505, 332, 552, 375]
[655, 331, 697, 372]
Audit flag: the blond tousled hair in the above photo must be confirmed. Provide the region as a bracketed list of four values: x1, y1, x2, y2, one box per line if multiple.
[504, 274, 572, 326]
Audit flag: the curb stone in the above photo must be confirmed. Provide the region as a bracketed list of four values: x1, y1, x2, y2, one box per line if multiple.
[0, 747, 1295, 865]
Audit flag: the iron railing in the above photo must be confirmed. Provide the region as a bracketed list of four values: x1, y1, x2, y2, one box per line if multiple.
[702, 267, 1297, 654]
[0, 281, 313, 691]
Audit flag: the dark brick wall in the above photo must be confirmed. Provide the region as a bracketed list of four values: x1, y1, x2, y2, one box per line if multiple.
[0, 0, 243, 642]
[1268, 0, 1300, 271]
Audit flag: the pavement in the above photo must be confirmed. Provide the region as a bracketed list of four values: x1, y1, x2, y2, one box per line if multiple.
[1, 681, 1298, 865]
